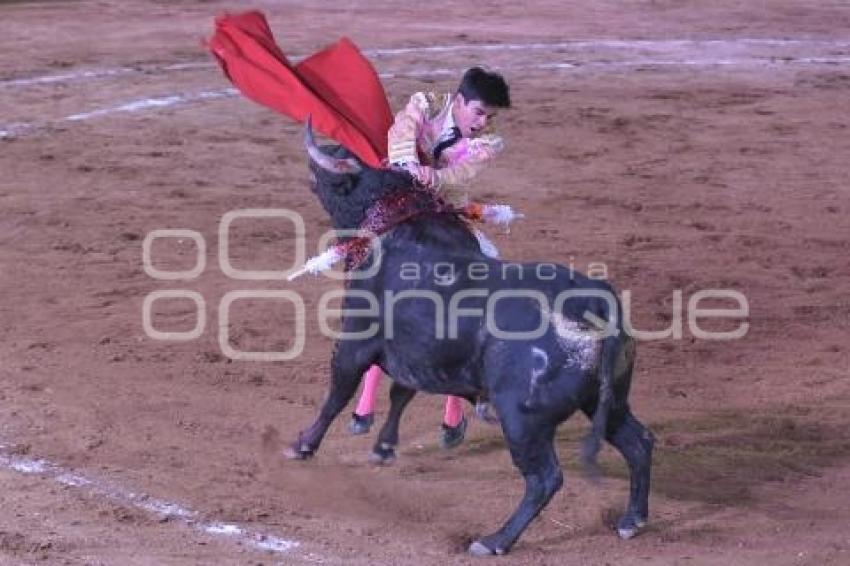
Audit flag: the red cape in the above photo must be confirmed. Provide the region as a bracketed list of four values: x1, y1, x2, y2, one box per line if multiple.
[208, 11, 392, 167]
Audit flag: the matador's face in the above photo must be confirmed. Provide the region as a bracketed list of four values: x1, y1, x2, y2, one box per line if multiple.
[452, 94, 497, 138]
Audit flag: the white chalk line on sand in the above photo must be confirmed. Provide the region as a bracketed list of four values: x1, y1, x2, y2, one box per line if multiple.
[0, 62, 215, 89]
[378, 55, 850, 77]
[363, 37, 850, 57]
[62, 87, 238, 121]
[0, 445, 322, 562]
[3, 37, 850, 90]
[3, 52, 850, 140]
[0, 89, 238, 139]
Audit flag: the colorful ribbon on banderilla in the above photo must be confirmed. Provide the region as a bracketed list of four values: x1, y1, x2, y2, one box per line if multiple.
[288, 190, 524, 281]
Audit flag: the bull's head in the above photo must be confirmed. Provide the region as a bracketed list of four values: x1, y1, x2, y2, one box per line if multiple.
[305, 118, 411, 230]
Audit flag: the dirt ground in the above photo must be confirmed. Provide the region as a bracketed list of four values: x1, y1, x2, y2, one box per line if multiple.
[1, 0, 849, 564]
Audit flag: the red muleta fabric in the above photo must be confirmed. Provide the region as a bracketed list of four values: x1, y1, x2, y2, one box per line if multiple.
[207, 10, 392, 168]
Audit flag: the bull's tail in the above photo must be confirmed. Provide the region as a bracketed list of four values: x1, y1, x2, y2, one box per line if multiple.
[580, 333, 620, 480]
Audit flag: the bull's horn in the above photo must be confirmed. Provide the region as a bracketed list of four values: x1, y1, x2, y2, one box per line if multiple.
[304, 116, 362, 174]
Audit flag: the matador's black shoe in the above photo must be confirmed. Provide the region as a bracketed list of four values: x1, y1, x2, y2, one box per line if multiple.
[347, 412, 374, 435]
[439, 416, 468, 450]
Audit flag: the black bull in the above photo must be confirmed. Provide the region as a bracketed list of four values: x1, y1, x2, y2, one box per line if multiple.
[285, 125, 655, 556]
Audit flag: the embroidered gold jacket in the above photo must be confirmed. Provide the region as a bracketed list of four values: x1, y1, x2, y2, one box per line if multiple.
[387, 92, 504, 206]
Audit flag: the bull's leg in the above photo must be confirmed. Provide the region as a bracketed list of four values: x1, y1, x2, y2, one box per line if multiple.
[368, 382, 417, 465]
[284, 341, 376, 460]
[606, 408, 654, 539]
[470, 416, 562, 556]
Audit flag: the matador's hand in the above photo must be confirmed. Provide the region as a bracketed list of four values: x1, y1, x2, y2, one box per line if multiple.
[406, 163, 438, 188]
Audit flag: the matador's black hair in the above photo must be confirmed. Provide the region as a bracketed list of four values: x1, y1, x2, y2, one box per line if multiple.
[457, 67, 511, 108]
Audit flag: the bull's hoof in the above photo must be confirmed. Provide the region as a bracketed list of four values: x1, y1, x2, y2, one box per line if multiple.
[468, 539, 505, 556]
[282, 442, 315, 461]
[368, 443, 396, 466]
[616, 513, 647, 540]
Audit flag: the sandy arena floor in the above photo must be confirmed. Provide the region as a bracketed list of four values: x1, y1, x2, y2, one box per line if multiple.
[1, 1, 849, 564]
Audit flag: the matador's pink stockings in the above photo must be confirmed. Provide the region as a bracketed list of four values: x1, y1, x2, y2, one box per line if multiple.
[354, 365, 464, 426]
